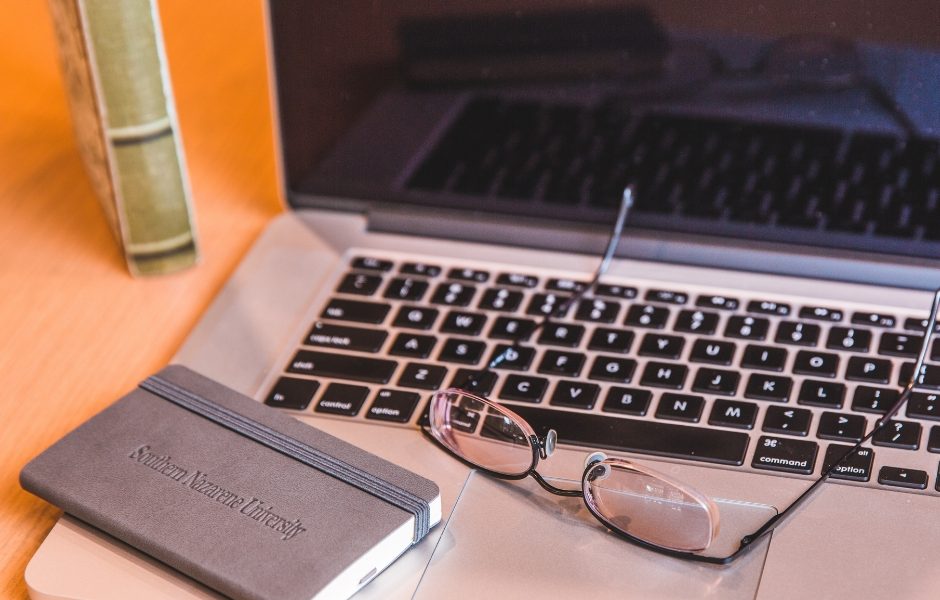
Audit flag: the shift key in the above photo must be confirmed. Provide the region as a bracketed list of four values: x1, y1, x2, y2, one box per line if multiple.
[288, 350, 397, 384]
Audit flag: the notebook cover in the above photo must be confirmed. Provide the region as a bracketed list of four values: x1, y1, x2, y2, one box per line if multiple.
[20, 365, 439, 600]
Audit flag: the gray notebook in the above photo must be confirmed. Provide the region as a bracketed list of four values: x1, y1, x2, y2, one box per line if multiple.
[20, 365, 441, 600]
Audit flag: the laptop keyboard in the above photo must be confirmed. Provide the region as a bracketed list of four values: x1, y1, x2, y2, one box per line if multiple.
[265, 253, 940, 494]
[406, 96, 940, 256]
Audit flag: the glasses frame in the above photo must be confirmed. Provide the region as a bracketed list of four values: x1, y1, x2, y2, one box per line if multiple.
[423, 187, 940, 565]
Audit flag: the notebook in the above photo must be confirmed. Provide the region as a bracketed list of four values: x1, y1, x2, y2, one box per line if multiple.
[26, 2, 940, 599]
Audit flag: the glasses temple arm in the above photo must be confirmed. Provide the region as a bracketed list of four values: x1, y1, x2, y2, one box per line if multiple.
[486, 187, 633, 373]
[731, 287, 940, 555]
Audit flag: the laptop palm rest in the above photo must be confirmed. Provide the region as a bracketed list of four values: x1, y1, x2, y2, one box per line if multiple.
[414, 472, 773, 599]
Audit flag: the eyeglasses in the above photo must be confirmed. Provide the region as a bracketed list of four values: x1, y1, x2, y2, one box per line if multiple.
[423, 187, 940, 564]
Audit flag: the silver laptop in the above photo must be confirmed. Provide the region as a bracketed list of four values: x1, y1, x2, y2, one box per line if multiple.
[26, 1, 940, 598]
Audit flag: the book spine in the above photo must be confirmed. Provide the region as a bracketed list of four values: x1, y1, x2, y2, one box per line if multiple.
[48, 0, 198, 276]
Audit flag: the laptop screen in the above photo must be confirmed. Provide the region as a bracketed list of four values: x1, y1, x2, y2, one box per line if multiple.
[268, 1, 940, 260]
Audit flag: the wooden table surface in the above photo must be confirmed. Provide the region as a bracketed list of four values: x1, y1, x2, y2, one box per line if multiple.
[0, 1, 282, 596]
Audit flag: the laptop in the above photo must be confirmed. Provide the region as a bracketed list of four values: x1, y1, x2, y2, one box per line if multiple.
[26, 1, 940, 598]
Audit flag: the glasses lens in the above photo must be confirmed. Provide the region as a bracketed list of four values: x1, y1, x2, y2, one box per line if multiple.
[582, 458, 719, 552]
[429, 389, 535, 476]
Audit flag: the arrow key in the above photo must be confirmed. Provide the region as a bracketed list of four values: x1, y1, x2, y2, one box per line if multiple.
[763, 405, 813, 436]
[878, 466, 928, 490]
[817, 412, 867, 442]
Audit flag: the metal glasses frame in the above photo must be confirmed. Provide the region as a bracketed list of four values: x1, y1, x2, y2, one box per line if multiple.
[423, 187, 940, 564]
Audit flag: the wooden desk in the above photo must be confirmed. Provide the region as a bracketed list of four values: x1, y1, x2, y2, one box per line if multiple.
[0, 1, 282, 596]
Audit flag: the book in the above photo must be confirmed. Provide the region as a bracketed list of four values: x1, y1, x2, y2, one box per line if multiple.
[47, 0, 198, 276]
[20, 365, 441, 600]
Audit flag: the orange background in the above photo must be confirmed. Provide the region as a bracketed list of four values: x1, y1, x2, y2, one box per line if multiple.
[0, 1, 281, 596]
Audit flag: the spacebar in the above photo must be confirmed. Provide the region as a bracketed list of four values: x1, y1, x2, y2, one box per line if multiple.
[510, 406, 749, 466]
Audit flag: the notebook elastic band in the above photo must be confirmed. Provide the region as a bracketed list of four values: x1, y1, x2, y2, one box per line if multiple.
[140, 375, 430, 543]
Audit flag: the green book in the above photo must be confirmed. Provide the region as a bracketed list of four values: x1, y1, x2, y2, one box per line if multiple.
[48, 0, 198, 276]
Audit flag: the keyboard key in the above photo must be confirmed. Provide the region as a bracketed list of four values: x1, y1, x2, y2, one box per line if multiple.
[673, 309, 719, 335]
[487, 344, 535, 370]
[383, 277, 429, 301]
[315, 383, 369, 416]
[724, 316, 770, 340]
[872, 420, 922, 450]
[851, 386, 899, 414]
[527, 293, 572, 317]
[304, 322, 387, 353]
[546, 278, 587, 293]
[852, 312, 896, 328]
[431, 282, 477, 306]
[762, 406, 812, 436]
[696, 295, 739, 311]
[551, 381, 601, 410]
[438, 338, 486, 364]
[366, 389, 421, 423]
[655, 393, 705, 422]
[538, 350, 586, 377]
[797, 380, 846, 408]
[928, 426, 940, 453]
[878, 466, 928, 490]
[817, 412, 867, 442]
[689, 339, 736, 365]
[498, 374, 548, 403]
[741, 344, 788, 371]
[448, 267, 489, 283]
[799, 306, 844, 322]
[907, 392, 940, 420]
[511, 405, 750, 466]
[440, 311, 487, 335]
[624, 304, 671, 328]
[878, 332, 923, 358]
[903, 318, 940, 333]
[645, 289, 688, 305]
[775, 321, 821, 346]
[496, 272, 539, 288]
[321, 298, 391, 324]
[638, 333, 685, 359]
[692, 367, 740, 396]
[537, 322, 585, 347]
[602, 387, 652, 416]
[826, 327, 872, 352]
[709, 399, 758, 429]
[899, 363, 940, 390]
[587, 327, 634, 353]
[588, 355, 637, 383]
[747, 299, 791, 316]
[594, 284, 638, 299]
[265, 377, 319, 411]
[745, 373, 793, 402]
[336, 272, 383, 296]
[351, 256, 393, 272]
[640, 361, 689, 389]
[400, 262, 441, 277]
[752, 436, 818, 475]
[845, 356, 892, 384]
[449, 369, 498, 396]
[823, 445, 874, 482]
[478, 287, 523, 312]
[575, 298, 620, 323]
[398, 363, 447, 390]
[389, 333, 436, 358]
[793, 350, 839, 378]
[287, 350, 397, 384]
[489, 316, 537, 340]
[392, 305, 439, 330]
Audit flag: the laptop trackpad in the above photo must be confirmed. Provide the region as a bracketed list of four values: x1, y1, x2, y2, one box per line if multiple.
[415, 472, 774, 599]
